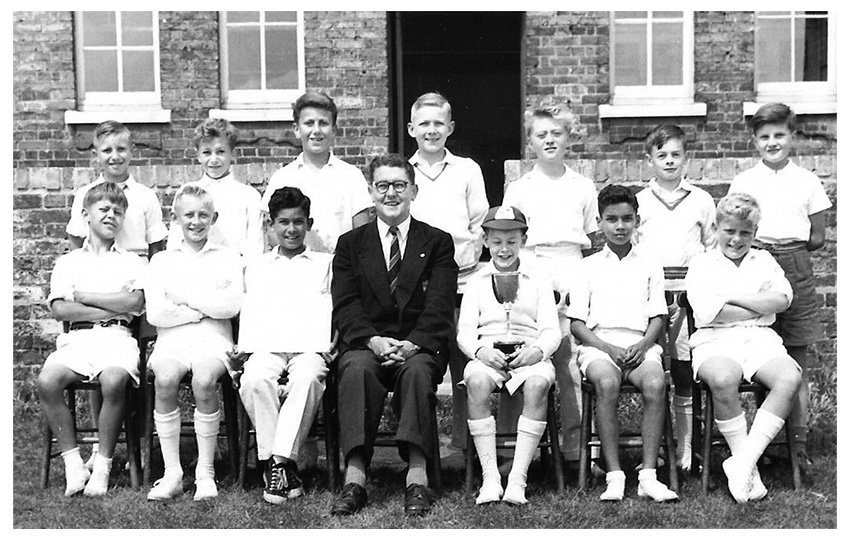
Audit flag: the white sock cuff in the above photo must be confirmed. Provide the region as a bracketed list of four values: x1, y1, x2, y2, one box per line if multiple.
[193, 409, 221, 438]
[606, 470, 626, 482]
[715, 412, 747, 433]
[638, 468, 657, 480]
[753, 408, 785, 433]
[672, 394, 693, 408]
[61, 447, 82, 461]
[467, 416, 496, 437]
[93, 453, 113, 471]
[516, 415, 547, 437]
[154, 408, 181, 423]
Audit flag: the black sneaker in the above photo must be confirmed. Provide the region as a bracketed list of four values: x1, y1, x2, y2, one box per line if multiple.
[263, 460, 288, 505]
[282, 460, 304, 499]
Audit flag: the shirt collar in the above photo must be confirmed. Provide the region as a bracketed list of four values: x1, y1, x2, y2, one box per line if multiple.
[173, 238, 225, 255]
[648, 177, 693, 195]
[294, 152, 341, 169]
[81, 237, 124, 254]
[753, 159, 796, 176]
[200, 171, 234, 184]
[409, 148, 457, 167]
[376, 215, 412, 242]
[96, 173, 134, 190]
[268, 245, 317, 261]
[598, 242, 639, 261]
[480, 257, 533, 279]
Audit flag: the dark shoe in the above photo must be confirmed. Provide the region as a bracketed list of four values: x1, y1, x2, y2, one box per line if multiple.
[404, 483, 432, 517]
[263, 459, 304, 504]
[330, 482, 367, 516]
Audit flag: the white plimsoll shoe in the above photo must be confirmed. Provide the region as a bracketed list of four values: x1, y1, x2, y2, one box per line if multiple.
[637, 476, 679, 502]
[193, 477, 218, 501]
[599, 471, 625, 501]
[749, 467, 767, 501]
[722, 457, 752, 504]
[475, 479, 504, 505]
[147, 475, 184, 501]
[502, 481, 528, 506]
[64, 466, 91, 497]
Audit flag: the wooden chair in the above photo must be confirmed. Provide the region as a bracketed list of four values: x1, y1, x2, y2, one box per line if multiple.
[40, 318, 146, 490]
[577, 379, 679, 492]
[692, 381, 802, 493]
[236, 354, 342, 492]
[464, 385, 565, 494]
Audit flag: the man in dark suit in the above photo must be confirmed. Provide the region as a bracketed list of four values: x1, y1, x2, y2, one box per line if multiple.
[330, 153, 458, 516]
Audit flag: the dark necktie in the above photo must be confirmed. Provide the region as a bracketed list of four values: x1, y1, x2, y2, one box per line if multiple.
[388, 226, 401, 298]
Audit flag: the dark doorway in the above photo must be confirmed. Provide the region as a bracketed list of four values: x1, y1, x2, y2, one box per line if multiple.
[389, 12, 524, 205]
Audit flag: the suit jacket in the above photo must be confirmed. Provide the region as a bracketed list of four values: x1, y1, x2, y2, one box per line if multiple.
[332, 217, 458, 356]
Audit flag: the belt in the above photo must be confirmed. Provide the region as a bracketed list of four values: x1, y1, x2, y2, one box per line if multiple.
[69, 319, 131, 331]
[753, 240, 807, 255]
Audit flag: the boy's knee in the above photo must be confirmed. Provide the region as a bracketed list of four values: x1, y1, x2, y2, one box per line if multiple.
[522, 376, 550, 401]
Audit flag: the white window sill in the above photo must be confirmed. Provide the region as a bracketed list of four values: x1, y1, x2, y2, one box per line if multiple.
[64, 109, 172, 125]
[598, 103, 707, 119]
[743, 101, 837, 116]
[209, 108, 294, 122]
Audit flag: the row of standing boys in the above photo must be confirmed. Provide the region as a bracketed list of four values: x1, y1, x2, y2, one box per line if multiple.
[39, 90, 829, 510]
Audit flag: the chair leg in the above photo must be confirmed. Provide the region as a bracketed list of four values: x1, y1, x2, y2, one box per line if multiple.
[547, 388, 565, 492]
[322, 383, 341, 492]
[41, 415, 53, 489]
[429, 412, 442, 493]
[701, 386, 714, 494]
[578, 388, 592, 491]
[691, 383, 703, 478]
[125, 385, 141, 490]
[785, 420, 802, 490]
[663, 392, 679, 492]
[222, 380, 240, 482]
[237, 397, 250, 490]
[143, 377, 155, 487]
[465, 426, 476, 494]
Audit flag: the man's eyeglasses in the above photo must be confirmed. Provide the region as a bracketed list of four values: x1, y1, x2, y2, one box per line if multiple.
[372, 180, 411, 194]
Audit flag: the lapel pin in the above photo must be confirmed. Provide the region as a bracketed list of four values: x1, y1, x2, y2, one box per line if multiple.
[420, 252, 425, 258]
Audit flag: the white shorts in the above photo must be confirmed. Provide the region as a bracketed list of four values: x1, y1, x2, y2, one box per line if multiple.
[460, 357, 556, 396]
[690, 326, 796, 382]
[148, 334, 232, 376]
[576, 329, 664, 377]
[44, 327, 141, 386]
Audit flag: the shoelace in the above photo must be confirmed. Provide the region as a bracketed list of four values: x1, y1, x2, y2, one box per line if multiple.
[269, 465, 287, 491]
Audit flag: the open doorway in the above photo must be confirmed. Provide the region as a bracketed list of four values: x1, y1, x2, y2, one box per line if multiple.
[389, 12, 524, 205]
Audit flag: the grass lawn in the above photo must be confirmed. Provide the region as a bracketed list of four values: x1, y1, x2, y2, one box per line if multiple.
[12, 402, 837, 530]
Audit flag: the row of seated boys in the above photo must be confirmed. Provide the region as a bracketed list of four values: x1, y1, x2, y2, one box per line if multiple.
[39, 96, 828, 509]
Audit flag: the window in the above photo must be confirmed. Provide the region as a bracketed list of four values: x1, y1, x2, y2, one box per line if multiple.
[216, 11, 305, 120]
[600, 11, 705, 118]
[750, 11, 835, 113]
[67, 11, 168, 123]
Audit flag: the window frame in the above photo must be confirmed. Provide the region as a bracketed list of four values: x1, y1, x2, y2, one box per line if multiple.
[753, 11, 836, 106]
[218, 11, 306, 112]
[608, 10, 695, 107]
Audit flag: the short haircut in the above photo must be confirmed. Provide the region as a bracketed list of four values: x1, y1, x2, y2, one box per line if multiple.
[294, 91, 338, 126]
[268, 186, 311, 220]
[751, 102, 797, 134]
[83, 181, 128, 211]
[645, 124, 686, 155]
[194, 117, 238, 150]
[410, 91, 452, 120]
[716, 192, 761, 226]
[367, 153, 415, 184]
[92, 120, 130, 146]
[173, 183, 215, 213]
[524, 103, 577, 136]
[597, 183, 638, 216]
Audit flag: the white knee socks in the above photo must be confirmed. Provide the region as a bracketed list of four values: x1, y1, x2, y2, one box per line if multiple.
[468, 416, 499, 485]
[193, 409, 221, 482]
[154, 408, 183, 480]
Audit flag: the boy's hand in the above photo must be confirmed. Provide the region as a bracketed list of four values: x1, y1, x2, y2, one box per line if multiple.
[621, 342, 649, 369]
[227, 346, 250, 372]
[508, 345, 544, 369]
[476, 346, 509, 379]
[602, 343, 629, 367]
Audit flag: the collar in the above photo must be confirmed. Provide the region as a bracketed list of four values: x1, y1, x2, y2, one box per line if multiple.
[268, 245, 318, 261]
[409, 148, 457, 168]
[293, 152, 341, 169]
[480, 258, 532, 279]
[754, 159, 796, 175]
[598, 242, 639, 261]
[376, 216, 412, 242]
[710, 246, 758, 265]
[96, 173, 134, 190]
[199, 171, 235, 185]
[648, 177, 693, 195]
[81, 237, 124, 254]
[172, 238, 225, 255]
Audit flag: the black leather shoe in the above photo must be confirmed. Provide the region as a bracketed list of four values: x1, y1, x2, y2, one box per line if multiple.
[404, 483, 432, 516]
[330, 483, 367, 516]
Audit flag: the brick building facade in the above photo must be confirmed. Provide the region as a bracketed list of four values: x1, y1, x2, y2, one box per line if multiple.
[12, 11, 837, 400]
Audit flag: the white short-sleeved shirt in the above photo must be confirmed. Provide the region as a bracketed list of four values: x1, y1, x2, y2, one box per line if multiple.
[167, 173, 264, 257]
[409, 149, 489, 272]
[66, 175, 168, 254]
[502, 163, 599, 249]
[238, 247, 334, 354]
[457, 259, 561, 360]
[262, 153, 372, 254]
[567, 245, 668, 334]
[685, 247, 793, 330]
[729, 160, 831, 244]
[144, 240, 243, 355]
[635, 178, 717, 267]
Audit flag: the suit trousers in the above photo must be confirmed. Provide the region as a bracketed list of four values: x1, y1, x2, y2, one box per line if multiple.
[337, 349, 445, 467]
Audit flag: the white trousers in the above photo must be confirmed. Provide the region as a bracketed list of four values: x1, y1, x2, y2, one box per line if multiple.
[238, 352, 328, 462]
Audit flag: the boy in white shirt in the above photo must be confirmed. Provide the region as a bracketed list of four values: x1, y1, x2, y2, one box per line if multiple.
[262, 91, 373, 254]
[635, 124, 717, 470]
[39, 181, 146, 497]
[167, 118, 264, 258]
[407, 91, 490, 449]
[728, 103, 831, 467]
[144, 184, 243, 501]
[458, 206, 560, 506]
[685, 193, 802, 503]
[230, 187, 333, 505]
[501, 104, 599, 466]
[568, 184, 678, 503]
